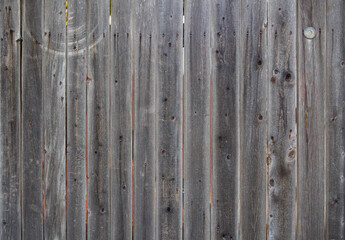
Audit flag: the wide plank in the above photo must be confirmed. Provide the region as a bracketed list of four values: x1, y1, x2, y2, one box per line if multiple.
[0, 1, 21, 239]
[156, 0, 183, 239]
[210, 0, 239, 239]
[66, 0, 87, 239]
[184, 0, 211, 239]
[326, 0, 345, 239]
[297, 0, 326, 238]
[239, 0, 268, 239]
[22, 0, 43, 239]
[110, 0, 133, 239]
[42, 0, 67, 239]
[267, 0, 297, 239]
[132, 0, 158, 239]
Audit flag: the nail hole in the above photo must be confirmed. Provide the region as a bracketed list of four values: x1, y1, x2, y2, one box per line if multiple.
[258, 114, 263, 120]
[270, 77, 276, 83]
[285, 73, 292, 81]
[270, 179, 275, 186]
[100, 207, 105, 214]
[274, 69, 280, 74]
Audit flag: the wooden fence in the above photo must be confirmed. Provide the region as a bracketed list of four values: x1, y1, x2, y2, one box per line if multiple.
[0, 0, 344, 239]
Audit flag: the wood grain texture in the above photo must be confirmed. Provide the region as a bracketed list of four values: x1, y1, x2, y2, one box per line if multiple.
[238, 0, 268, 239]
[66, 0, 87, 239]
[184, 0, 211, 239]
[42, 0, 67, 239]
[210, 0, 239, 239]
[326, 0, 345, 239]
[0, 1, 21, 239]
[110, 0, 133, 239]
[297, 0, 326, 239]
[86, 1, 110, 239]
[267, 0, 297, 239]
[22, 0, 43, 239]
[156, 0, 183, 239]
[132, 0, 157, 239]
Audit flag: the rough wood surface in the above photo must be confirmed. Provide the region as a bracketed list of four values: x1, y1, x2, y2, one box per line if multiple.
[184, 0, 211, 239]
[42, 1, 67, 239]
[110, 0, 133, 239]
[66, 0, 87, 239]
[0, 1, 21, 239]
[297, 0, 326, 239]
[86, 1, 110, 239]
[156, 0, 183, 239]
[132, 0, 158, 239]
[239, 0, 268, 239]
[267, 0, 297, 239]
[22, 0, 43, 239]
[326, 0, 345, 239]
[210, 1, 239, 239]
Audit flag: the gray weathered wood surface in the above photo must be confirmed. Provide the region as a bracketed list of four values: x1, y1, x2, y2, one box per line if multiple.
[42, 1, 66, 239]
[184, 0, 211, 239]
[22, 0, 43, 239]
[110, 0, 133, 239]
[210, 0, 239, 239]
[156, 0, 183, 239]
[239, 0, 268, 239]
[267, 0, 297, 239]
[2, 1, 345, 239]
[132, 0, 157, 239]
[297, 0, 326, 239]
[86, 1, 110, 240]
[326, 0, 345, 239]
[66, 0, 87, 239]
[0, 1, 21, 239]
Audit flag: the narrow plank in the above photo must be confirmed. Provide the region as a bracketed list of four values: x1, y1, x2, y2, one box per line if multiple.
[110, 0, 133, 239]
[210, 0, 239, 239]
[267, 0, 297, 239]
[86, 1, 110, 239]
[239, 0, 268, 239]
[297, 0, 326, 238]
[66, 0, 87, 239]
[0, 1, 21, 239]
[326, 0, 345, 239]
[156, 0, 183, 239]
[22, 0, 43, 239]
[42, 0, 67, 239]
[132, 0, 158, 239]
[184, 0, 211, 239]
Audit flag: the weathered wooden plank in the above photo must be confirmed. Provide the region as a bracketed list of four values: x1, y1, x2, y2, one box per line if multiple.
[133, 0, 157, 239]
[86, 1, 110, 239]
[0, 1, 21, 239]
[156, 0, 183, 239]
[22, 0, 43, 239]
[326, 1, 345, 239]
[267, 1, 297, 239]
[210, 0, 239, 239]
[110, 0, 133, 239]
[66, 0, 87, 239]
[239, 0, 268, 239]
[42, 1, 67, 239]
[297, 0, 326, 239]
[184, 0, 211, 239]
